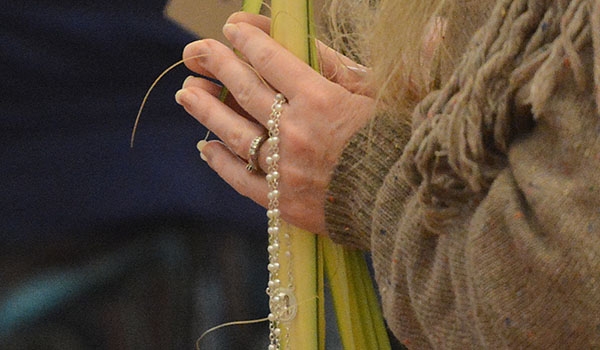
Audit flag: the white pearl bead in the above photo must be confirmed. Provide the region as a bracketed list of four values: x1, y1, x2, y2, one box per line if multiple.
[268, 136, 280, 145]
[267, 209, 281, 219]
[267, 263, 280, 272]
[267, 93, 288, 350]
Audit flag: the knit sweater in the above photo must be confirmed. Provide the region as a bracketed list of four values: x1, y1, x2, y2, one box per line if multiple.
[325, 0, 600, 348]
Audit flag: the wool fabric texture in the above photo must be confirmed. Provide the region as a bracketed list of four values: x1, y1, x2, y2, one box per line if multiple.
[325, 0, 600, 348]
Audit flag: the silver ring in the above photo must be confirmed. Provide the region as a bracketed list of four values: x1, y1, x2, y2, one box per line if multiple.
[246, 134, 267, 172]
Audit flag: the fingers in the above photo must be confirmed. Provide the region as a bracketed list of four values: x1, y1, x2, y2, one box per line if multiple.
[176, 13, 371, 236]
[226, 12, 373, 96]
[198, 137, 328, 235]
[183, 38, 277, 126]
[175, 85, 265, 160]
[221, 21, 328, 101]
[316, 42, 373, 96]
[227, 12, 368, 93]
[227, 12, 271, 34]
[183, 13, 373, 127]
[181, 75, 250, 119]
[182, 75, 221, 97]
[198, 140, 270, 208]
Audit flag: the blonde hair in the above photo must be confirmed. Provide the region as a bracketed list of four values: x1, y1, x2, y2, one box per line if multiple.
[325, 0, 454, 115]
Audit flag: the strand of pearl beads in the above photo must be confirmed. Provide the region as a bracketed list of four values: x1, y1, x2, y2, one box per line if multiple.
[266, 93, 289, 350]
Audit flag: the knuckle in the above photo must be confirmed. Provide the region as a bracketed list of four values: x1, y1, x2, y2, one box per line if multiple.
[225, 126, 246, 155]
[197, 39, 229, 70]
[250, 44, 280, 73]
[201, 38, 223, 54]
[304, 88, 327, 108]
[193, 39, 218, 61]
[283, 129, 314, 158]
[234, 81, 260, 109]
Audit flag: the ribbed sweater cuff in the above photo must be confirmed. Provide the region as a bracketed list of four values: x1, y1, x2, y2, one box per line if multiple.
[324, 112, 410, 251]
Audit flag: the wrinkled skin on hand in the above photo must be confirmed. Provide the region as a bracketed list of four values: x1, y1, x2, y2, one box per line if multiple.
[175, 12, 375, 235]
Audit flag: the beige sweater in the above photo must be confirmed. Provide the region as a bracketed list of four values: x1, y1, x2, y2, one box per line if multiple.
[325, 0, 600, 348]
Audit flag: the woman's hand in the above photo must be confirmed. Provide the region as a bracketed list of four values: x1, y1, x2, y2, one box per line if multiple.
[175, 12, 375, 234]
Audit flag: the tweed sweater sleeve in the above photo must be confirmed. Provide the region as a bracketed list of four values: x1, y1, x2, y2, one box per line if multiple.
[325, 0, 600, 348]
[324, 111, 412, 250]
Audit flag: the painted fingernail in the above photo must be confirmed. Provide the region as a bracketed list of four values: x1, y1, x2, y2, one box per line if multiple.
[222, 23, 239, 40]
[196, 140, 208, 161]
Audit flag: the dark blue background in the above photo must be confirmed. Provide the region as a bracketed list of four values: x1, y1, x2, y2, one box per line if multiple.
[0, 1, 267, 247]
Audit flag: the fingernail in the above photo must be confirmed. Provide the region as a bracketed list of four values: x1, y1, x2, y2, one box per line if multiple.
[222, 23, 239, 41]
[175, 89, 195, 106]
[196, 140, 208, 161]
[346, 65, 369, 77]
[175, 89, 185, 105]
[185, 40, 210, 65]
[182, 75, 195, 89]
